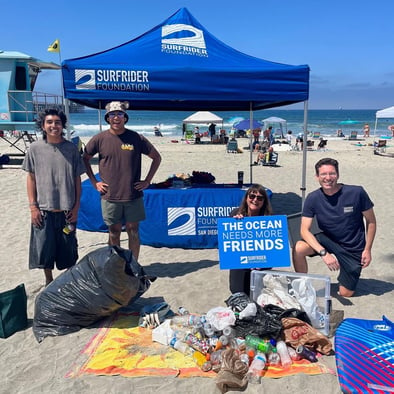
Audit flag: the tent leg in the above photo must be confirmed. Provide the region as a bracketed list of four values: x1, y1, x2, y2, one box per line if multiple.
[249, 102, 253, 184]
[301, 100, 309, 207]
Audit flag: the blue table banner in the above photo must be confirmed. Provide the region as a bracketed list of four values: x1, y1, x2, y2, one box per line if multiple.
[78, 177, 272, 249]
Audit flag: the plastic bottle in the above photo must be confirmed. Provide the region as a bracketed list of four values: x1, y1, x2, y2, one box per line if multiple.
[171, 314, 205, 327]
[207, 349, 225, 366]
[245, 346, 256, 361]
[246, 352, 266, 384]
[178, 306, 189, 316]
[239, 352, 250, 366]
[276, 340, 292, 367]
[222, 326, 234, 338]
[170, 337, 193, 355]
[203, 322, 215, 337]
[184, 333, 210, 354]
[245, 335, 272, 353]
[267, 350, 281, 366]
[287, 346, 301, 361]
[296, 345, 318, 363]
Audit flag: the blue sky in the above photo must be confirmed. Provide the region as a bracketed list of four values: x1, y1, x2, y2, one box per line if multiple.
[2, 0, 392, 109]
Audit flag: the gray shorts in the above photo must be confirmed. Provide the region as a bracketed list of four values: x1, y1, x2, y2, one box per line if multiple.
[29, 211, 78, 270]
[101, 198, 146, 226]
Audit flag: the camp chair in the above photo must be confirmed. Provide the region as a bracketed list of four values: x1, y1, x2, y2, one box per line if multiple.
[261, 151, 278, 166]
[317, 139, 328, 151]
[226, 138, 238, 153]
[306, 140, 315, 150]
[184, 129, 194, 141]
[312, 131, 321, 139]
[349, 131, 358, 140]
[0, 130, 37, 155]
[376, 140, 387, 153]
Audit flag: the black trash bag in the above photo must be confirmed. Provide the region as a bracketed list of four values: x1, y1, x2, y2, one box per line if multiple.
[33, 246, 152, 342]
[263, 304, 312, 326]
[232, 302, 283, 339]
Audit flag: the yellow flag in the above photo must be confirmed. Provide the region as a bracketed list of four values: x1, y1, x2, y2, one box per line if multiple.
[48, 39, 60, 53]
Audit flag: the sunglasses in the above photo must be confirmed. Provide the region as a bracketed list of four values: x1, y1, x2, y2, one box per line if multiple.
[248, 193, 264, 201]
[108, 112, 125, 118]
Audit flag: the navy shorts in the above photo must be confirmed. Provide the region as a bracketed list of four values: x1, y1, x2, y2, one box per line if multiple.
[315, 233, 362, 291]
[29, 211, 78, 270]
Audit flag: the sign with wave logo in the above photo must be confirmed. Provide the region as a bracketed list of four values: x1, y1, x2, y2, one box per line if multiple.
[168, 208, 196, 236]
[161, 24, 208, 57]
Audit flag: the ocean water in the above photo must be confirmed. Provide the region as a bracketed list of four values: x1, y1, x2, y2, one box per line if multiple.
[68, 109, 393, 138]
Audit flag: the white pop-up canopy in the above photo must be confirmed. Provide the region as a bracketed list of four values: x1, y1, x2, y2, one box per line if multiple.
[374, 106, 394, 138]
[262, 116, 287, 138]
[183, 111, 223, 124]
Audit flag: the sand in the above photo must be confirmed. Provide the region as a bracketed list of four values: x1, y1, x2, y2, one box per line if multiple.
[0, 135, 393, 394]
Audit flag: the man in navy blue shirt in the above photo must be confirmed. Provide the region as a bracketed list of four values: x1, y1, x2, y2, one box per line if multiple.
[293, 158, 376, 297]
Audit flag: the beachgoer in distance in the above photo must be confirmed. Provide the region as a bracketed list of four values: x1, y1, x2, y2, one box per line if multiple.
[286, 130, 293, 145]
[296, 132, 304, 150]
[153, 126, 163, 137]
[252, 128, 261, 151]
[292, 158, 376, 297]
[363, 123, 370, 138]
[83, 101, 162, 260]
[194, 126, 201, 144]
[209, 123, 216, 141]
[22, 108, 85, 285]
[388, 125, 394, 137]
[263, 125, 273, 147]
[229, 184, 273, 296]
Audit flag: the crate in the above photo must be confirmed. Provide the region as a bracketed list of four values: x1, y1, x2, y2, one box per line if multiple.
[250, 270, 331, 336]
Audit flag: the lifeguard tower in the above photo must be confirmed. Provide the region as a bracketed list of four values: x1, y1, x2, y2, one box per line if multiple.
[0, 50, 60, 154]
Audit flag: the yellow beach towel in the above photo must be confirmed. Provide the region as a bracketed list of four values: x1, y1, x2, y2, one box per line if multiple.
[67, 312, 334, 379]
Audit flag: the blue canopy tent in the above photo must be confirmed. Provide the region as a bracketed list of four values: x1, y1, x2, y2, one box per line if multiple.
[62, 7, 310, 200]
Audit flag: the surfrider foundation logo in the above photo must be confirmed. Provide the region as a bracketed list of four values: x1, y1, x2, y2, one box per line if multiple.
[75, 69, 96, 90]
[168, 207, 196, 236]
[161, 24, 208, 57]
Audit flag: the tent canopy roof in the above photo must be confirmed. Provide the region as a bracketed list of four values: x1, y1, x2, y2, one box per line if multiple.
[62, 7, 309, 111]
[262, 116, 287, 124]
[183, 111, 223, 124]
[376, 106, 394, 119]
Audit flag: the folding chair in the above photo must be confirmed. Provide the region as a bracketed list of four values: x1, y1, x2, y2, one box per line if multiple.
[261, 151, 278, 166]
[376, 140, 387, 153]
[226, 139, 238, 153]
[317, 139, 328, 151]
[306, 140, 315, 150]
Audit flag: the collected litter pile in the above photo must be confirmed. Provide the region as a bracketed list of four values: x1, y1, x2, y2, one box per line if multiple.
[147, 291, 333, 392]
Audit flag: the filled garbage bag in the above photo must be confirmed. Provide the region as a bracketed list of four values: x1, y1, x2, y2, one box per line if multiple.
[33, 246, 152, 342]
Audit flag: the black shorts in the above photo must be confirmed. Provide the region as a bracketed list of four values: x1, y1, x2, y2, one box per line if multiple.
[29, 211, 78, 270]
[315, 233, 362, 291]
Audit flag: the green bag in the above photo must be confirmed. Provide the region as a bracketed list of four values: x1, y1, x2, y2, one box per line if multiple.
[0, 284, 28, 338]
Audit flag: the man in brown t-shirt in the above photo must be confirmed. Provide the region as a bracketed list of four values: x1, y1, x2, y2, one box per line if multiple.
[83, 101, 161, 260]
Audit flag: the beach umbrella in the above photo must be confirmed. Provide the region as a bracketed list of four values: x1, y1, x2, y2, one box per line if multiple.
[338, 120, 361, 126]
[233, 119, 263, 130]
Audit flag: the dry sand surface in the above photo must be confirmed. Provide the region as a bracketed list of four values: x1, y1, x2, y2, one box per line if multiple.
[1, 135, 393, 394]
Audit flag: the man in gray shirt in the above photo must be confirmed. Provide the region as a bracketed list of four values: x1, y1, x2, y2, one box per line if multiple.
[22, 109, 85, 285]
